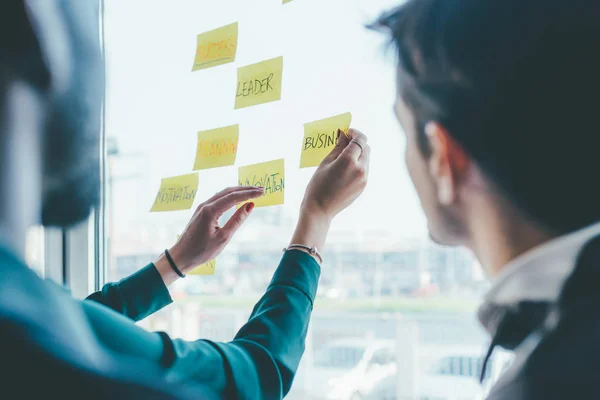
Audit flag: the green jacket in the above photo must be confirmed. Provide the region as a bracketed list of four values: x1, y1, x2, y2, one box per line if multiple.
[83, 250, 320, 399]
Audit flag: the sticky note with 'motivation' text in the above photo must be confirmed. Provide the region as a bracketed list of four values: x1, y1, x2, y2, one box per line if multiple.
[300, 112, 352, 168]
[150, 173, 198, 212]
[235, 56, 283, 109]
[188, 259, 217, 276]
[193, 125, 239, 170]
[191, 22, 238, 71]
[238, 159, 285, 208]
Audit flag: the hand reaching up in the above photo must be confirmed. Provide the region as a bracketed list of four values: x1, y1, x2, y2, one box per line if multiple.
[155, 186, 264, 284]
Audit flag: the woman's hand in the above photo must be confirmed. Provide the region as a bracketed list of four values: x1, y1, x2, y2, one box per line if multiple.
[302, 128, 370, 219]
[291, 129, 370, 259]
[155, 186, 264, 285]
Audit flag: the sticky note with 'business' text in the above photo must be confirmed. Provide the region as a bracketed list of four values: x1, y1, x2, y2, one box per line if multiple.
[235, 57, 283, 109]
[193, 125, 239, 170]
[191, 22, 238, 71]
[150, 173, 198, 212]
[238, 159, 285, 207]
[300, 112, 352, 168]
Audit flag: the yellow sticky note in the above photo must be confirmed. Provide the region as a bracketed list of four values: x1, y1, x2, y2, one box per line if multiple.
[193, 125, 239, 170]
[188, 259, 217, 276]
[191, 22, 238, 71]
[150, 173, 198, 212]
[238, 159, 285, 208]
[300, 112, 352, 168]
[283, 0, 294, 3]
[235, 56, 284, 109]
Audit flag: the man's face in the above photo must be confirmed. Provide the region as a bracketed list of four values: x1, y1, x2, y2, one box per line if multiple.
[394, 96, 465, 246]
[29, 1, 104, 227]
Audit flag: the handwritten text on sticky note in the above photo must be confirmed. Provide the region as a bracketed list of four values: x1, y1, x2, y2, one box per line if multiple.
[300, 112, 352, 168]
[238, 159, 285, 207]
[191, 22, 238, 71]
[235, 56, 283, 109]
[150, 173, 198, 212]
[188, 259, 217, 276]
[193, 125, 239, 170]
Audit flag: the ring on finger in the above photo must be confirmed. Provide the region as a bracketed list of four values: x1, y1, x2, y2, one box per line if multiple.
[350, 140, 364, 152]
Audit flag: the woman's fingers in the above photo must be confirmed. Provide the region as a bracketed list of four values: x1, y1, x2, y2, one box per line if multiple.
[206, 187, 264, 216]
[323, 129, 351, 163]
[360, 144, 371, 170]
[219, 202, 256, 240]
[203, 186, 263, 206]
[341, 128, 368, 161]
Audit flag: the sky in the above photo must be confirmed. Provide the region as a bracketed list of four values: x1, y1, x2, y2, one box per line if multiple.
[104, 0, 430, 250]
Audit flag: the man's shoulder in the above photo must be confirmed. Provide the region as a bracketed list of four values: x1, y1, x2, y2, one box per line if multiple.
[0, 248, 71, 326]
[0, 249, 56, 320]
[0, 249, 217, 399]
[488, 308, 600, 399]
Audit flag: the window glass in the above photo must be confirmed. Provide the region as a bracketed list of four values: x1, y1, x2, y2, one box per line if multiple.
[371, 348, 392, 365]
[104, 0, 496, 398]
[25, 226, 44, 277]
[314, 344, 366, 369]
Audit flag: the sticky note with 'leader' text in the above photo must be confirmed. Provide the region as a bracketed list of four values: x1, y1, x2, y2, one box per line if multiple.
[235, 57, 283, 109]
[238, 159, 285, 207]
[150, 173, 198, 212]
[193, 124, 239, 170]
[300, 112, 352, 168]
[191, 22, 238, 71]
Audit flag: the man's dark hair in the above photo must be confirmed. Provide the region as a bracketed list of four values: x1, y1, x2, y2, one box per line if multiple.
[374, 0, 600, 234]
[0, 2, 51, 91]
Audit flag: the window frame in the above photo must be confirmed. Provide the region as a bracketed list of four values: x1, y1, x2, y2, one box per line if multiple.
[60, 0, 107, 295]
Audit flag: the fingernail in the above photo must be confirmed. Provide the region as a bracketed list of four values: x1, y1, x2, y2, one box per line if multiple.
[245, 202, 255, 213]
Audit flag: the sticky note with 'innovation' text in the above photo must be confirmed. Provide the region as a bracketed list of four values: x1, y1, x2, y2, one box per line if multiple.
[150, 173, 198, 212]
[300, 112, 352, 168]
[238, 159, 285, 207]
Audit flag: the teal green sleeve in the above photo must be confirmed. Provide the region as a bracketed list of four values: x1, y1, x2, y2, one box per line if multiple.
[159, 250, 321, 399]
[86, 263, 172, 321]
[82, 250, 319, 399]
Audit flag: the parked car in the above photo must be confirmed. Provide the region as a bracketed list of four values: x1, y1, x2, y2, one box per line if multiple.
[291, 338, 397, 400]
[289, 341, 513, 400]
[372, 345, 513, 400]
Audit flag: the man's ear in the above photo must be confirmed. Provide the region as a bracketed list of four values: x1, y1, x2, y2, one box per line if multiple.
[424, 122, 469, 205]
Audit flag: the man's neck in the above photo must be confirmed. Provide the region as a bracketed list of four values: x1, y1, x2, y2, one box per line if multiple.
[468, 200, 556, 277]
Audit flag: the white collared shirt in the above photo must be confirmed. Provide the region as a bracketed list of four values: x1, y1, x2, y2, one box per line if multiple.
[478, 221, 600, 331]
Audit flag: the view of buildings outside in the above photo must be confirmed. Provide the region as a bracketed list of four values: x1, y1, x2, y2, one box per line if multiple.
[104, 0, 503, 398]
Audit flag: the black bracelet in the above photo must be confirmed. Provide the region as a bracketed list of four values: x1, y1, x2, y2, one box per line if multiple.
[164, 249, 185, 278]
